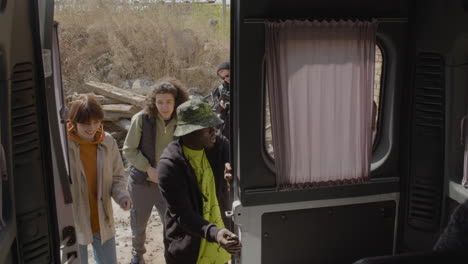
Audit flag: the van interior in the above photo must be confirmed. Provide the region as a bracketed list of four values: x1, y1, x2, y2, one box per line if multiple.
[1, 0, 468, 263]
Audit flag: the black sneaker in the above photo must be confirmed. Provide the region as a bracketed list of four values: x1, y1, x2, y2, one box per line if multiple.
[130, 256, 145, 264]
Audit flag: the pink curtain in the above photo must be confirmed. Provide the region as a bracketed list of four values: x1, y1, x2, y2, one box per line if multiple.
[265, 19, 378, 188]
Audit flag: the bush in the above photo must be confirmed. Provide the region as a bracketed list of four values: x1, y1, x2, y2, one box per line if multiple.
[55, 0, 230, 95]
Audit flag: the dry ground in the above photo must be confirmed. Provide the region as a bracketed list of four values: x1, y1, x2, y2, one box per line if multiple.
[86, 201, 166, 264]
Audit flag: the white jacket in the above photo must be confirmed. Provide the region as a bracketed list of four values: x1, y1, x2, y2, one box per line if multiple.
[68, 133, 130, 245]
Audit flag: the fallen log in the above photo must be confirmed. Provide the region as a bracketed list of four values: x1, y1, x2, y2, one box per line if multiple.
[103, 111, 135, 122]
[66, 93, 122, 105]
[85, 81, 146, 108]
[131, 88, 153, 96]
[103, 104, 141, 114]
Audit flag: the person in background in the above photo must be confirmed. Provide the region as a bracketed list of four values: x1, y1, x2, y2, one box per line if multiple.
[123, 78, 189, 264]
[67, 95, 132, 264]
[157, 99, 241, 264]
[212, 61, 231, 141]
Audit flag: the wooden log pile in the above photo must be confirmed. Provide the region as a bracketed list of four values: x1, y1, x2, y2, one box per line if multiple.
[66, 81, 147, 147]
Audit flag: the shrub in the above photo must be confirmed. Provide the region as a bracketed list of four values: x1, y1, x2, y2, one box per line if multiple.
[55, 0, 230, 95]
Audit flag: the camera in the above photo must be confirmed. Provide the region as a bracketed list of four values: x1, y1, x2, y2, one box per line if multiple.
[212, 86, 230, 113]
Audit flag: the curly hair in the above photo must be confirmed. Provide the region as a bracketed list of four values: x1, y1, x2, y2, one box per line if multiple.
[144, 78, 189, 119]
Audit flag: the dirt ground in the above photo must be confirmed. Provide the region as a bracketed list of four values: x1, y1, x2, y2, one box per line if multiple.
[86, 201, 166, 264]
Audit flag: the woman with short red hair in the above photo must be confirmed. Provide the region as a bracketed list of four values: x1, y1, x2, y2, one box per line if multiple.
[67, 95, 131, 264]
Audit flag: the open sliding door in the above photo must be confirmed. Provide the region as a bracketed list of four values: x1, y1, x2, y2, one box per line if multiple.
[0, 0, 78, 263]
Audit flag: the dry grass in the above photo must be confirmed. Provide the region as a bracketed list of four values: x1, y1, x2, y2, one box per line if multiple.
[55, 0, 230, 95]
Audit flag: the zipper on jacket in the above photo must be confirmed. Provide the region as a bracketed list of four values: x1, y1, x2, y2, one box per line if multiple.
[200, 192, 208, 202]
[97, 144, 109, 222]
[183, 156, 208, 202]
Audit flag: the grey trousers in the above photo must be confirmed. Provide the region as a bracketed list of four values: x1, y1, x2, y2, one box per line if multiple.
[128, 179, 167, 258]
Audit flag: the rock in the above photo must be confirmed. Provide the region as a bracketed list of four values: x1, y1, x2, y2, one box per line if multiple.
[123, 80, 134, 90]
[208, 18, 219, 27]
[187, 87, 202, 96]
[132, 79, 155, 89]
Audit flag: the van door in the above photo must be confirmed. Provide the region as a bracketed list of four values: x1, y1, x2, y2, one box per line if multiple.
[0, 0, 77, 262]
[230, 1, 411, 263]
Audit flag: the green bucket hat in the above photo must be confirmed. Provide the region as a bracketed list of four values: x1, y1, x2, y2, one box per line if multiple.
[174, 99, 224, 137]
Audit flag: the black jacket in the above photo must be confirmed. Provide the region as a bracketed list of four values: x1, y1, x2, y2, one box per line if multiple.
[157, 135, 230, 264]
[434, 200, 468, 251]
[211, 82, 231, 141]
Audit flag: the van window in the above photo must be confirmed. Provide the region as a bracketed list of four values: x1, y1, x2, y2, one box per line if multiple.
[265, 44, 384, 161]
[373, 45, 383, 144]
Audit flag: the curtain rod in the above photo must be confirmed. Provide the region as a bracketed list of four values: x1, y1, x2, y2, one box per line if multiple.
[243, 18, 408, 24]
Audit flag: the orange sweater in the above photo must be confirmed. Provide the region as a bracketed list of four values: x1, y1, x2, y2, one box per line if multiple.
[67, 122, 104, 234]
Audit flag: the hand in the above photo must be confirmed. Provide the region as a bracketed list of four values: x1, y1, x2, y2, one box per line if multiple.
[224, 163, 233, 181]
[220, 100, 226, 109]
[216, 229, 242, 255]
[120, 198, 132, 211]
[146, 166, 158, 183]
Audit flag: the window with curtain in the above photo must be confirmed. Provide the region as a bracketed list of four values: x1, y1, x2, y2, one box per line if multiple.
[265, 45, 383, 159]
[264, 19, 378, 188]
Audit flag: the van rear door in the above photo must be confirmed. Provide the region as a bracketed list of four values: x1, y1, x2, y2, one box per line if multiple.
[229, 1, 412, 263]
[0, 0, 78, 263]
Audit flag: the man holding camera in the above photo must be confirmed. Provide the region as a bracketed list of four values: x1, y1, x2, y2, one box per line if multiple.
[212, 61, 231, 140]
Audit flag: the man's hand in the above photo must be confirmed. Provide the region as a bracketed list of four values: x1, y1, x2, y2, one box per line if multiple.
[216, 228, 242, 255]
[220, 100, 227, 109]
[224, 163, 233, 181]
[120, 198, 132, 211]
[224, 163, 233, 192]
[146, 166, 158, 183]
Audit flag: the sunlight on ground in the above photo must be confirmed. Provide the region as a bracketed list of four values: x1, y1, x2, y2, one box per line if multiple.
[86, 201, 165, 263]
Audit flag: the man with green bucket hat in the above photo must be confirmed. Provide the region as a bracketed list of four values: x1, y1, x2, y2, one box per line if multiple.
[157, 99, 241, 264]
